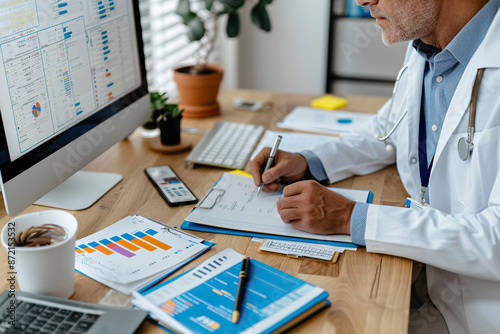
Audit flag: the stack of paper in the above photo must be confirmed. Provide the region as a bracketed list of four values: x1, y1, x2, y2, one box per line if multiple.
[75, 215, 212, 294]
[132, 248, 329, 334]
[277, 106, 372, 135]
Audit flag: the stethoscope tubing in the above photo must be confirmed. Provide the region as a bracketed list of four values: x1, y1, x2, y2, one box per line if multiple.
[378, 64, 485, 161]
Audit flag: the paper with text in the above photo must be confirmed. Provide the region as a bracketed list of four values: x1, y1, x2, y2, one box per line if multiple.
[185, 173, 371, 243]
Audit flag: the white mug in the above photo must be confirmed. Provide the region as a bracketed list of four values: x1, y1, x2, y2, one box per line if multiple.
[1, 210, 78, 299]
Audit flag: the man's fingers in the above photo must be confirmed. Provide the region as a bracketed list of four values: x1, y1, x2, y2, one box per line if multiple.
[282, 182, 307, 197]
[249, 148, 271, 186]
[262, 181, 281, 193]
[279, 208, 302, 224]
[276, 193, 302, 212]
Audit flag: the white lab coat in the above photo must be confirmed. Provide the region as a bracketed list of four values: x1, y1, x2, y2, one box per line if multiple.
[310, 9, 500, 334]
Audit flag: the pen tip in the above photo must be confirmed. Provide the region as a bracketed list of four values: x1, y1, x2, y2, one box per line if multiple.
[232, 311, 240, 323]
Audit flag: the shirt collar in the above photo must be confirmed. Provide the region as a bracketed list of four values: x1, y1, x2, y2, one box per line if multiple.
[412, 0, 500, 67]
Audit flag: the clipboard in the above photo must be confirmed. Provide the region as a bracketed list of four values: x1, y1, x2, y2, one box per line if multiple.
[182, 173, 370, 248]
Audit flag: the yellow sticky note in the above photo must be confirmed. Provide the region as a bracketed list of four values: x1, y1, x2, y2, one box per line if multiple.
[230, 170, 252, 178]
[310, 95, 347, 110]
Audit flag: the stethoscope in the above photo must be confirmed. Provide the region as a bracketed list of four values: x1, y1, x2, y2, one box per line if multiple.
[376, 65, 485, 161]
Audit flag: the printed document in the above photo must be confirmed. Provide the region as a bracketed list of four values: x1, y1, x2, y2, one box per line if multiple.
[185, 173, 371, 243]
[75, 215, 209, 294]
[277, 106, 372, 135]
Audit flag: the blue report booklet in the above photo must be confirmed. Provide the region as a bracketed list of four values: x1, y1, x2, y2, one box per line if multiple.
[131, 248, 329, 334]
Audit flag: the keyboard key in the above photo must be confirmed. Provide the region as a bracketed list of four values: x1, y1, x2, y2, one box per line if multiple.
[58, 323, 74, 331]
[74, 319, 95, 332]
[41, 323, 57, 331]
[55, 310, 71, 316]
[66, 312, 83, 323]
[83, 314, 99, 321]
[39, 311, 54, 320]
[28, 306, 45, 316]
[51, 315, 65, 323]
[32, 319, 47, 328]
[16, 302, 34, 315]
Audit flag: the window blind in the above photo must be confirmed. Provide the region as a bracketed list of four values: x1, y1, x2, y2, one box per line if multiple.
[139, 0, 200, 96]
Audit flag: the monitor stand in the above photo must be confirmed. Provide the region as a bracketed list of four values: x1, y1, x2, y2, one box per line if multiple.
[35, 171, 122, 211]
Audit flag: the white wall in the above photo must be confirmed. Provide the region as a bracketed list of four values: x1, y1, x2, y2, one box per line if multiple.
[221, 0, 330, 95]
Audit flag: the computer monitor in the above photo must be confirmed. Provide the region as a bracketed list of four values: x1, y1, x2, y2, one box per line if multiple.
[0, 1, 149, 216]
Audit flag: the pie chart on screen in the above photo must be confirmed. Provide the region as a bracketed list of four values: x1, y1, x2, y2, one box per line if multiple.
[32, 102, 41, 117]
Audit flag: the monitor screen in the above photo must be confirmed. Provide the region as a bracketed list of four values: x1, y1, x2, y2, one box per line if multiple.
[0, 0, 149, 216]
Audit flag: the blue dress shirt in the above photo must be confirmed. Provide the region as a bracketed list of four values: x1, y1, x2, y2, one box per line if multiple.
[300, 0, 499, 246]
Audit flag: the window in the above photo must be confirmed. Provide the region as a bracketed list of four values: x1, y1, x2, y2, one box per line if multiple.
[139, 0, 199, 95]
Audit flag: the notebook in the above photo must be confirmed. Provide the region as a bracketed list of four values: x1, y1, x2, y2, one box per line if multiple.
[182, 173, 372, 246]
[131, 248, 329, 334]
[75, 215, 214, 294]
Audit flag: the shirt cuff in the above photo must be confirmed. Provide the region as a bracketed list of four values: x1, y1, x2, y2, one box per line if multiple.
[350, 202, 369, 246]
[298, 150, 328, 182]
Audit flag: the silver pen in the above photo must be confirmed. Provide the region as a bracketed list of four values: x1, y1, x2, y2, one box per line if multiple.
[257, 135, 282, 195]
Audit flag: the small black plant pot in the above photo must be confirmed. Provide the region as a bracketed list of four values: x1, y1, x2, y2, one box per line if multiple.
[159, 116, 182, 146]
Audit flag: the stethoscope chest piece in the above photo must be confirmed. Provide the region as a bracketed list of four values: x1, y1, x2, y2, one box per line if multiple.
[457, 137, 473, 161]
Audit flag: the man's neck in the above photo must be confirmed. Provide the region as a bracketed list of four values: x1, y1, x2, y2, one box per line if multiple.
[421, 0, 490, 49]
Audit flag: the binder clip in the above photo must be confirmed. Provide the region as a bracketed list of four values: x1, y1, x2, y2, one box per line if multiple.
[196, 188, 226, 209]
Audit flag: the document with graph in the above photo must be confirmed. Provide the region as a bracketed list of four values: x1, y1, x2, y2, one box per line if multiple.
[75, 215, 213, 294]
[184, 173, 372, 244]
[132, 248, 329, 334]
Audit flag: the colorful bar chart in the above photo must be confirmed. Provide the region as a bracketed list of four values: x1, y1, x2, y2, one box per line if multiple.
[99, 239, 135, 258]
[88, 241, 113, 255]
[110, 236, 140, 251]
[134, 230, 172, 251]
[78, 244, 95, 253]
[75, 228, 174, 257]
[121, 233, 156, 251]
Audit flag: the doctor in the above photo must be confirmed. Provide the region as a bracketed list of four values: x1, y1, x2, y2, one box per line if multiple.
[250, 0, 500, 333]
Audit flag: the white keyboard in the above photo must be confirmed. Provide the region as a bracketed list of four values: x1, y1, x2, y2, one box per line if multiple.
[185, 121, 265, 169]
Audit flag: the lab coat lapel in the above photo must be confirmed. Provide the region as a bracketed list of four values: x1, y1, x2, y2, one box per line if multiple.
[434, 8, 500, 164]
[403, 52, 425, 197]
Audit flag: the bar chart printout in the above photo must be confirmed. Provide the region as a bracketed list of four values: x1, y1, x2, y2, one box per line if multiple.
[75, 215, 208, 285]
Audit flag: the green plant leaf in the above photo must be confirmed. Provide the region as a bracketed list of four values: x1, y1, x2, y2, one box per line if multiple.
[187, 16, 205, 41]
[261, 0, 273, 4]
[219, 0, 244, 10]
[226, 11, 240, 37]
[251, 3, 271, 32]
[204, 0, 214, 10]
[176, 0, 194, 25]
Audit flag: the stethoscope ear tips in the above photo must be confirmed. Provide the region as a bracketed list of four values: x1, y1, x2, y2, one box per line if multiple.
[386, 145, 394, 152]
[374, 134, 380, 140]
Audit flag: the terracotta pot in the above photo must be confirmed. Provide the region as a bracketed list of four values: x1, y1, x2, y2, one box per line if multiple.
[173, 64, 224, 118]
[159, 115, 182, 146]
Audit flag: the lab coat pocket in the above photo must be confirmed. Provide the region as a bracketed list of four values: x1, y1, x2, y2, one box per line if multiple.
[454, 127, 500, 212]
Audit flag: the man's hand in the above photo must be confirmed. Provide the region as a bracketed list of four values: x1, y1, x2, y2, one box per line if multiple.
[250, 148, 309, 192]
[276, 180, 356, 235]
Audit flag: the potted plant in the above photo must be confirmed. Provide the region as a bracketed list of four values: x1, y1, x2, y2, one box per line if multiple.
[174, 0, 273, 118]
[150, 92, 184, 146]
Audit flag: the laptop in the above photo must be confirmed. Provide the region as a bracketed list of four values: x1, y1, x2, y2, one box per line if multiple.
[0, 290, 148, 334]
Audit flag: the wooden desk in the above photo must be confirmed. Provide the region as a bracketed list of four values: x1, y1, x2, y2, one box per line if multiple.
[0, 90, 412, 333]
